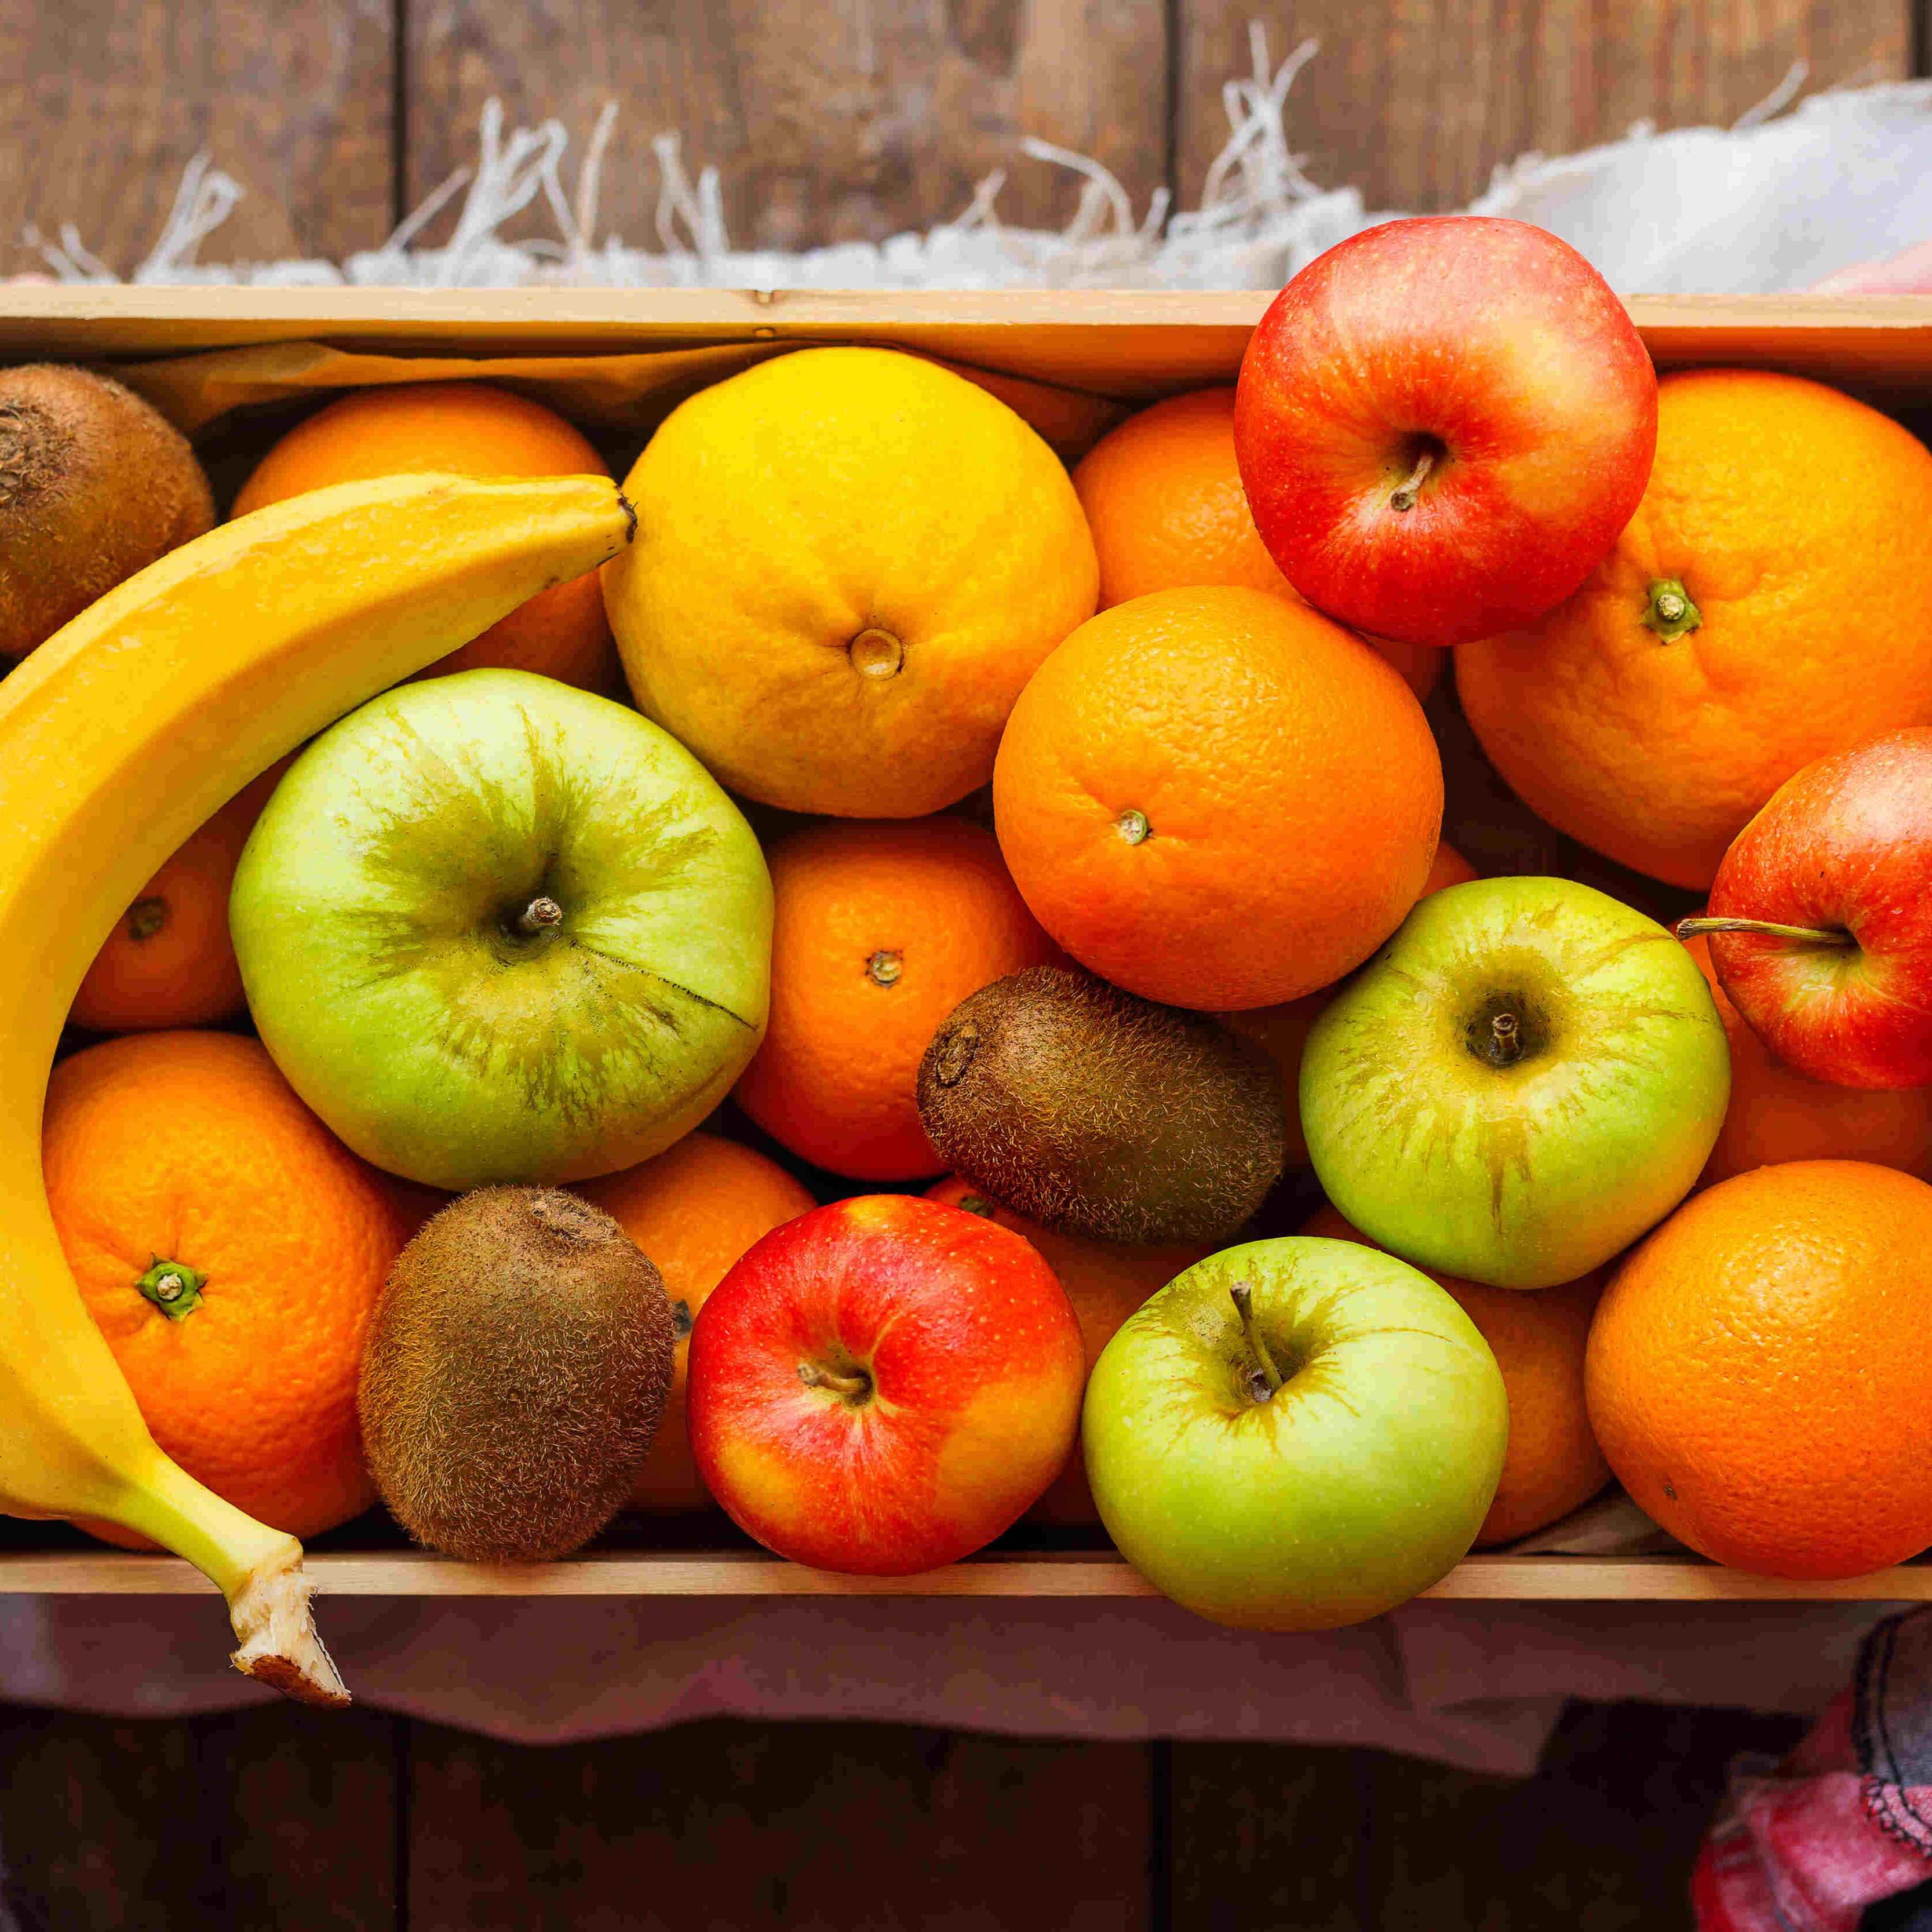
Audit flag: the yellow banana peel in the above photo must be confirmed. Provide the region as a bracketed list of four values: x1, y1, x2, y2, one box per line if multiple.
[0, 471, 635, 1704]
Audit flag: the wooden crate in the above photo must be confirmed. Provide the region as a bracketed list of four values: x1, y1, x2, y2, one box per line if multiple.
[5, 285, 1932, 1607]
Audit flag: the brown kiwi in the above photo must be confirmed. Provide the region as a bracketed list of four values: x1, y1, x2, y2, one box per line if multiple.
[358, 1186, 675, 1562]
[0, 364, 215, 659]
[916, 964, 1287, 1245]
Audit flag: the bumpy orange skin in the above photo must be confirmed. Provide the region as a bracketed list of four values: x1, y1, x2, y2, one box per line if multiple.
[1683, 934, 1932, 1185]
[734, 818, 1062, 1180]
[232, 381, 618, 691]
[1586, 1160, 1932, 1578]
[577, 1132, 816, 1511]
[992, 585, 1442, 1010]
[924, 1175, 1208, 1523]
[1303, 1206, 1609, 1546]
[43, 1031, 411, 1541]
[1458, 370, 1932, 890]
[687, 1195, 1085, 1574]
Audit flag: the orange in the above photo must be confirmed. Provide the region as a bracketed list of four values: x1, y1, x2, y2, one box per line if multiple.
[1685, 932, 1932, 1186]
[1303, 1205, 1610, 1546]
[734, 818, 1061, 1179]
[70, 761, 284, 1034]
[1072, 386, 1441, 701]
[994, 585, 1442, 1011]
[43, 1031, 411, 1541]
[231, 382, 617, 691]
[1458, 370, 1932, 889]
[1229, 841, 1477, 1164]
[927, 1173, 1209, 1523]
[1585, 1160, 1932, 1577]
[577, 1132, 815, 1511]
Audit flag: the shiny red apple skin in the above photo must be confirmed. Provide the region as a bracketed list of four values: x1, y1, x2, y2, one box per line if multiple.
[1233, 217, 1657, 648]
[1704, 729, 1932, 1089]
[687, 1194, 1085, 1575]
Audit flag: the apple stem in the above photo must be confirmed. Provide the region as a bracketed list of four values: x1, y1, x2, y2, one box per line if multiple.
[1388, 446, 1437, 513]
[1675, 916, 1848, 947]
[1488, 1014, 1522, 1065]
[1229, 1282, 1284, 1399]
[797, 1361, 871, 1398]
[517, 895, 564, 934]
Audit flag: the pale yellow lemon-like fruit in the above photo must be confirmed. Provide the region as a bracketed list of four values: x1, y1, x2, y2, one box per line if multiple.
[603, 347, 1099, 817]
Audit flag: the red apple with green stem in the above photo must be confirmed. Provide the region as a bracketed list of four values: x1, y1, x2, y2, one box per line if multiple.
[687, 1194, 1085, 1574]
[1233, 217, 1657, 647]
[1679, 729, 1932, 1089]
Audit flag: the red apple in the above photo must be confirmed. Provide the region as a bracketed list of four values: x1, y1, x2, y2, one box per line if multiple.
[686, 1194, 1085, 1574]
[1233, 217, 1657, 647]
[1681, 730, 1932, 1089]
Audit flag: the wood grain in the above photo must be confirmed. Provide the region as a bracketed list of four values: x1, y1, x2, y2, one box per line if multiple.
[0, 1, 395, 280]
[1176, 2, 1915, 217]
[402, 0, 1169, 254]
[408, 1715, 1150, 1930]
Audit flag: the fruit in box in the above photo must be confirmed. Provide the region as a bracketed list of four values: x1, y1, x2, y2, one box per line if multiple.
[1683, 729, 1932, 1089]
[1082, 1236, 1508, 1628]
[231, 668, 773, 1193]
[1301, 877, 1730, 1289]
[1233, 217, 1657, 648]
[687, 1195, 1085, 1575]
[1458, 370, 1932, 890]
[602, 345, 1098, 818]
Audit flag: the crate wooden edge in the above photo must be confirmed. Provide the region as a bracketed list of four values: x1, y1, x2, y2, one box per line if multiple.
[0, 1551, 1924, 1600]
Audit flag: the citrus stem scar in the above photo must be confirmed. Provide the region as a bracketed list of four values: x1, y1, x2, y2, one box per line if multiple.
[137, 1257, 206, 1321]
[1642, 578, 1702, 641]
[127, 897, 167, 942]
[866, 949, 903, 988]
[849, 628, 905, 679]
[517, 896, 564, 934]
[1117, 808, 1150, 845]
[1388, 445, 1437, 513]
[1229, 1282, 1284, 1399]
[798, 1362, 871, 1398]
[1676, 916, 1849, 947]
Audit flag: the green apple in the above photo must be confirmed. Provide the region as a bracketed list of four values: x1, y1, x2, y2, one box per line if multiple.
[1301, 876, 1729, 1290]
[231, 668, 772, 1191]
[1083, 1237, 1507, 1630]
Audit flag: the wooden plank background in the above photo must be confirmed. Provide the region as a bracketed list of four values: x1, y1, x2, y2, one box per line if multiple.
[0, 2, 1922, 278]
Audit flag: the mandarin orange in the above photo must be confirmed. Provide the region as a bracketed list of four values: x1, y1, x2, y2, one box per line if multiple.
[1586, 1160, 1932, 1577]
[992, 585, 1442, 1010]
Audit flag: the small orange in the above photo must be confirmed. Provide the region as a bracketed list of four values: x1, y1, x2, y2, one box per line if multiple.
[43, 1031, 411, 1540]
[994, 585, 1442, 1011]
[927, 1175, 1208, 1522]
[1229, 841, 1478, 1164]
[735, 818, 1062, 1180]
[1685, 932, 1932, 1186]
[1459, 370, 1932, 889]
[1072, 386, 1441, 700]
[577, 1132, 816, 1511]
[70, 761, 285, 1034]
[1586, 1160, 1932, 1577]
[231, 382, 617, 690]
[1304, 1205, 1610, 1546]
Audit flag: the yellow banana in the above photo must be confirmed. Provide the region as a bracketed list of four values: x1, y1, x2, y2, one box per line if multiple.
[0, 472, 635, 1704]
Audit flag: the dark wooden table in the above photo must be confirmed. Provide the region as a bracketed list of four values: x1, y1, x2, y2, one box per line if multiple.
[1, 5, 1925, 1924]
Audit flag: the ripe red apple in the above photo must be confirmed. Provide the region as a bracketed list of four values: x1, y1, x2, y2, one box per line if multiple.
[687, 1194, 1085, 1574]
[1681, 730, 1932, 1089]
[1233, 217, 1657, 647]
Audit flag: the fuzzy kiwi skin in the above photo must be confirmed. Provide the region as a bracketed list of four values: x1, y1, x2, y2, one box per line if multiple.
[358, 1186, 676, 1562]
[0, 364, 216, 659]
[917, 965, 1288, 1245]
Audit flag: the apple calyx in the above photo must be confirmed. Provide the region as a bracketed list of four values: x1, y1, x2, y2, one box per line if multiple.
[137, 1256, 205, 1322]
[1229, 1282, 1284, 1404]
[1388, 442, 1439, 515]
[515, 895, 565, 935]
[798, 1360, 872, 1401]
[1675, 915, 1850, 949]
[1641, 579, 1701, 643]
[126, 896, 167, 942]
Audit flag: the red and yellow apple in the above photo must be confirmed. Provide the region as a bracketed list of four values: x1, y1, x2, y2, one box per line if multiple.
[687, 1194, 1085, 1573]
[1233, 216, 1657, 647]
[1685, 728, 1932, 1089]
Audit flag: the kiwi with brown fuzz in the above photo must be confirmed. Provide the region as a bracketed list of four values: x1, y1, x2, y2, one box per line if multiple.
[917, 965, 1288, 1245]
[358, 1186, 675, 1562]
[0, 364, 215, 659]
